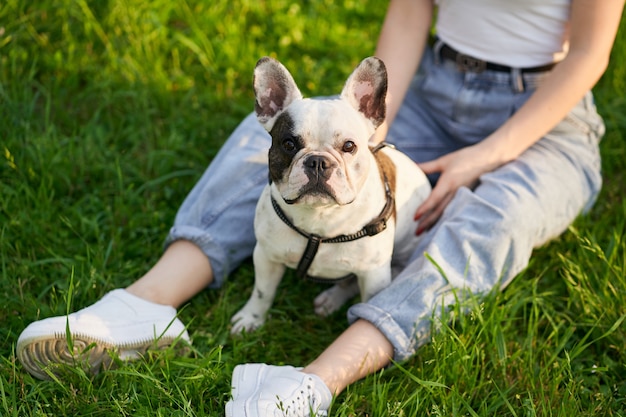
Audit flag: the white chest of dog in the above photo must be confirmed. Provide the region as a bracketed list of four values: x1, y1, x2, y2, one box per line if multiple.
[231, 56, 431, 334]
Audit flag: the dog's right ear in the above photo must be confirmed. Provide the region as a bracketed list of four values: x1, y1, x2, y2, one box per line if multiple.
[253, 57, 303, 131]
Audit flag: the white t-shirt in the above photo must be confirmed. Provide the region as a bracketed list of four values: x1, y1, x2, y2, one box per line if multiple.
[436, 0, 570, 67]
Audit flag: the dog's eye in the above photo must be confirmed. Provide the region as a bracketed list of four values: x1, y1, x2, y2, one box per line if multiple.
[342, 140, 356, 153]
[282, 138, 297, 153]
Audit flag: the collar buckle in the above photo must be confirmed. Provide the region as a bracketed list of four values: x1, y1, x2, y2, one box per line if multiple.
[365, 219, 387, 236]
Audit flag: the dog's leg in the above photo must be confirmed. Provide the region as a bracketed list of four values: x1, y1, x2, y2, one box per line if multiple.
[313, 262, 393, 316]
[313, 278, 360, 316]
[231, 245, 286, 334]
[357, 263, 392, 302]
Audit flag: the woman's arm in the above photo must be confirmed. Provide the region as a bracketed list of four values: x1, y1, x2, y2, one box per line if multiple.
[371, 0, 434, 144]
[414, 0, 625, 233]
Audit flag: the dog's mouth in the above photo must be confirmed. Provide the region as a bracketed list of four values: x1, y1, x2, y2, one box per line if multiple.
[283, 182, 338, 205]
[279, 153, 356, 206]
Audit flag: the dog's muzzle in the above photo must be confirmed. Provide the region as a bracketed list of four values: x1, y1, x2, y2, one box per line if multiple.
[304, 155, 336, 180]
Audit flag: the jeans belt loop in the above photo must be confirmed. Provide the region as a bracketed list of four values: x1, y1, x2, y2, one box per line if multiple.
[510, 67, 525, 93]
[432, 37, 444, 66]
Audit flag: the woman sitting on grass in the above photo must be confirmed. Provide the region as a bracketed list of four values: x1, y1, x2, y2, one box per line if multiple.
[17, 0, 624, 415]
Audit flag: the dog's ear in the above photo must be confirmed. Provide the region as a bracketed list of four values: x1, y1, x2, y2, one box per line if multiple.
[341, 57, 387, 128]
[253, 57, 303, 131]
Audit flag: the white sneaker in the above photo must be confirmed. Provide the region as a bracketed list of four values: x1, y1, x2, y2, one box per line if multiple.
[230, 363, 303, 402]
[17, 289, 190, 380]
[231, 363, 271, 402]
[226, 365, 332, 417]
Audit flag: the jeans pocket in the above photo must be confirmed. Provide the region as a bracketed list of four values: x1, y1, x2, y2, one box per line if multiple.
[451, 82, 514, 139]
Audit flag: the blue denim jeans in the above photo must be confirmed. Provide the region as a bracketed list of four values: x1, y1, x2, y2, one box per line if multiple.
[167, 45, 604, 361]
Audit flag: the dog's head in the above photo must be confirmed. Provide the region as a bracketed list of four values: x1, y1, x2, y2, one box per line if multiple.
[253, 56, 387, 207]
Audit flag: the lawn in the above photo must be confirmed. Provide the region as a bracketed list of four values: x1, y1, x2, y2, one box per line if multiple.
[1, 1, 625, 416]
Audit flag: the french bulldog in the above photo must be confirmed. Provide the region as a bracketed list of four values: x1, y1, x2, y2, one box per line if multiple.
[231, 56, 431, 334]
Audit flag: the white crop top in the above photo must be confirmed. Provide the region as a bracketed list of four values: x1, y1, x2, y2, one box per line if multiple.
[435, 0, 571, 67]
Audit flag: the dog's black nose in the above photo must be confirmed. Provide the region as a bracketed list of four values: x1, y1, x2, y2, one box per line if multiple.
[304, 155, 335, 179]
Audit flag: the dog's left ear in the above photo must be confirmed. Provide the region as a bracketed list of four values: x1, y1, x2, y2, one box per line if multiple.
[341, 57, 388, 128]
[253, 57, 303, 131]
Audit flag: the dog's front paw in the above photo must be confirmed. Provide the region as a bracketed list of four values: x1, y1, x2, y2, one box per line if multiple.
[230, 308, 265, 334]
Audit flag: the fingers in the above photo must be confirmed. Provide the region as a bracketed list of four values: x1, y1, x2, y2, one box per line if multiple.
[415, 192, 453, 235]
[414, 181, 453, 235]
[413, 158, 446, 235]
[416, 157, 443, 175]
[413, 145, 491, 235]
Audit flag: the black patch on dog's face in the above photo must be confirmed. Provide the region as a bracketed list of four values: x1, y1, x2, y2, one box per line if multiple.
[268, 112, 303, 184]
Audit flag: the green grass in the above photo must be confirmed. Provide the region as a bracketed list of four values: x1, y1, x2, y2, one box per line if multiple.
[1, 1, 625, 415]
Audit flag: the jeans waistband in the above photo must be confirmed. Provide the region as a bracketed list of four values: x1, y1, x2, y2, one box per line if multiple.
[432, 37, 557, 74]
[430, 37, 555, 92]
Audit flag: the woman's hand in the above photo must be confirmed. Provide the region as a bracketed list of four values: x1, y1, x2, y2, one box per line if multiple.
[414, 143, 502, 235]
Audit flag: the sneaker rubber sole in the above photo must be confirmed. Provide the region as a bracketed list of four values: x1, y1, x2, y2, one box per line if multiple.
[17, 333, 179, 380]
